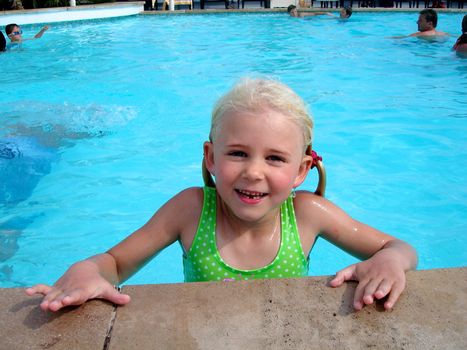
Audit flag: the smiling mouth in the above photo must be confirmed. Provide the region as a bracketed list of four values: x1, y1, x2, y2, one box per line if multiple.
[235, 189, 267, 200]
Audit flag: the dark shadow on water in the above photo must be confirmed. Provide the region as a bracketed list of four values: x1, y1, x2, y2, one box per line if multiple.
[0, 101, 129, 280]
[0, 215, 43, 262]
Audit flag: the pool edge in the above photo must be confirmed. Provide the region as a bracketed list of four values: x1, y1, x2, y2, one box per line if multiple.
[1, 267, 465, 349]
[0, 2, 145, 26]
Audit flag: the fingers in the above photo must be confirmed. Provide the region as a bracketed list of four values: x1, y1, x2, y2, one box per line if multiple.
[361, 278, 383, 306]
[329, 264, 403, 311]
[354, 278, 405, 311]
[373, 279, 393, 300]
[40, 290, 73, 312]
[26, 277, 132, 312]
[353, 278, 385, 310]
[26, 284, 76, 312]
[352, 280, 366, 311]
[329, 265, 356, 288]
[39, 288, 94, 312]
[26, 285, 59, 311]
[46, 293, 69, 312]
[46, 288, 99, 312]
[101, 287, 131, 306]
[39, 285, 130, 312]
[384, 280, 405, 310]
[25, 284, 52, 296]
[26, 285, 91, 312]
[52, 289, 94, 310]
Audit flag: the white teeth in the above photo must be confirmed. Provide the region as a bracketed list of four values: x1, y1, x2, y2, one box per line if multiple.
[237, 189, 266, 199]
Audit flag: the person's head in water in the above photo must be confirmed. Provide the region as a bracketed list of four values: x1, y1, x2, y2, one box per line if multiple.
[5, 23, 23, 42]
[287, 5, 298, 17]
[340, 6, 352, 19]
[0, 31, 6, 52]
[452, 14, 467, 51]
[417, 9, 438, 32]
[461, 14, 467, 34]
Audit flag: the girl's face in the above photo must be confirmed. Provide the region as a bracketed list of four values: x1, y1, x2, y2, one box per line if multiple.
[204, 108, 312, 223]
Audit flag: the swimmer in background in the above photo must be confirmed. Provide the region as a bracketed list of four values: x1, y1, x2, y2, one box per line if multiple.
[392, 9, 448, 39]
[452, 15, 467, 53]
[287, 5, 352, 20]
[0, 31, 6, 52]
[26, 77, 417, 313]
[429, 0, 446, 8]
[5, 23, 50, 43]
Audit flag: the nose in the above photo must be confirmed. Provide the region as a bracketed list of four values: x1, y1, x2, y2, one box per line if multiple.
[242, 158, 265, 181]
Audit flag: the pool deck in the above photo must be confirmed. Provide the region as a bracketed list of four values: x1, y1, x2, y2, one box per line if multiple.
[1, 267, 466, 349]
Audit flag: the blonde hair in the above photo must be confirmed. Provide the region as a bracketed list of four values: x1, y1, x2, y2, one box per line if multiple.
[209, 77, 313, 148]
[203, 78, 325, 196]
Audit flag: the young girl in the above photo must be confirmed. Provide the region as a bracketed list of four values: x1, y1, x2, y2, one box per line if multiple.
[26, 78, 417, 312]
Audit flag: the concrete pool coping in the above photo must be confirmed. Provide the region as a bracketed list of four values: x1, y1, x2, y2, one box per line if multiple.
[1, 267, 465, 349]
[1, 2, 466, 26]
[0, 2, 146, 26]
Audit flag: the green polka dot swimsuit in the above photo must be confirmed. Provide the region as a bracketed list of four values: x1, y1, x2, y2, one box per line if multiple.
[183, 187, 309, 282]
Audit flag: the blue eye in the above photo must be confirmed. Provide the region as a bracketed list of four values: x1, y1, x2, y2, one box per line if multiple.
[228, 151, 247, 157]
[267, 155, 285, 162]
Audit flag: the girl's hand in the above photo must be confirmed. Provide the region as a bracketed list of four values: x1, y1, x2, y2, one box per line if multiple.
[329, 249, 407, 311]
[25, 260, 130, 312]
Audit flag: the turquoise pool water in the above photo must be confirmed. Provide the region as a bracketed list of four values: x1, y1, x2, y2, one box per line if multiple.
[0, 12, 466, 288]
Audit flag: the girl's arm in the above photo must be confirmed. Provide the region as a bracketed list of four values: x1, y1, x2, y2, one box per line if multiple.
[26, 187, 203, 312]
[295, 192, 418, 311]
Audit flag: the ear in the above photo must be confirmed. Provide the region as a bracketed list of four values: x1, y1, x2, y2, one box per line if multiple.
[203, 141, 215, 176]
[293, 153, 313, 188]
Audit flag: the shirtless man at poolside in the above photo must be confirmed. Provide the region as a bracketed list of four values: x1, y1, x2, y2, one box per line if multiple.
[287, 5, 352, 20]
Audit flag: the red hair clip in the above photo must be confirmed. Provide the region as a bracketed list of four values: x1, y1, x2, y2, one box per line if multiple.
[310, 150, 322, 169]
